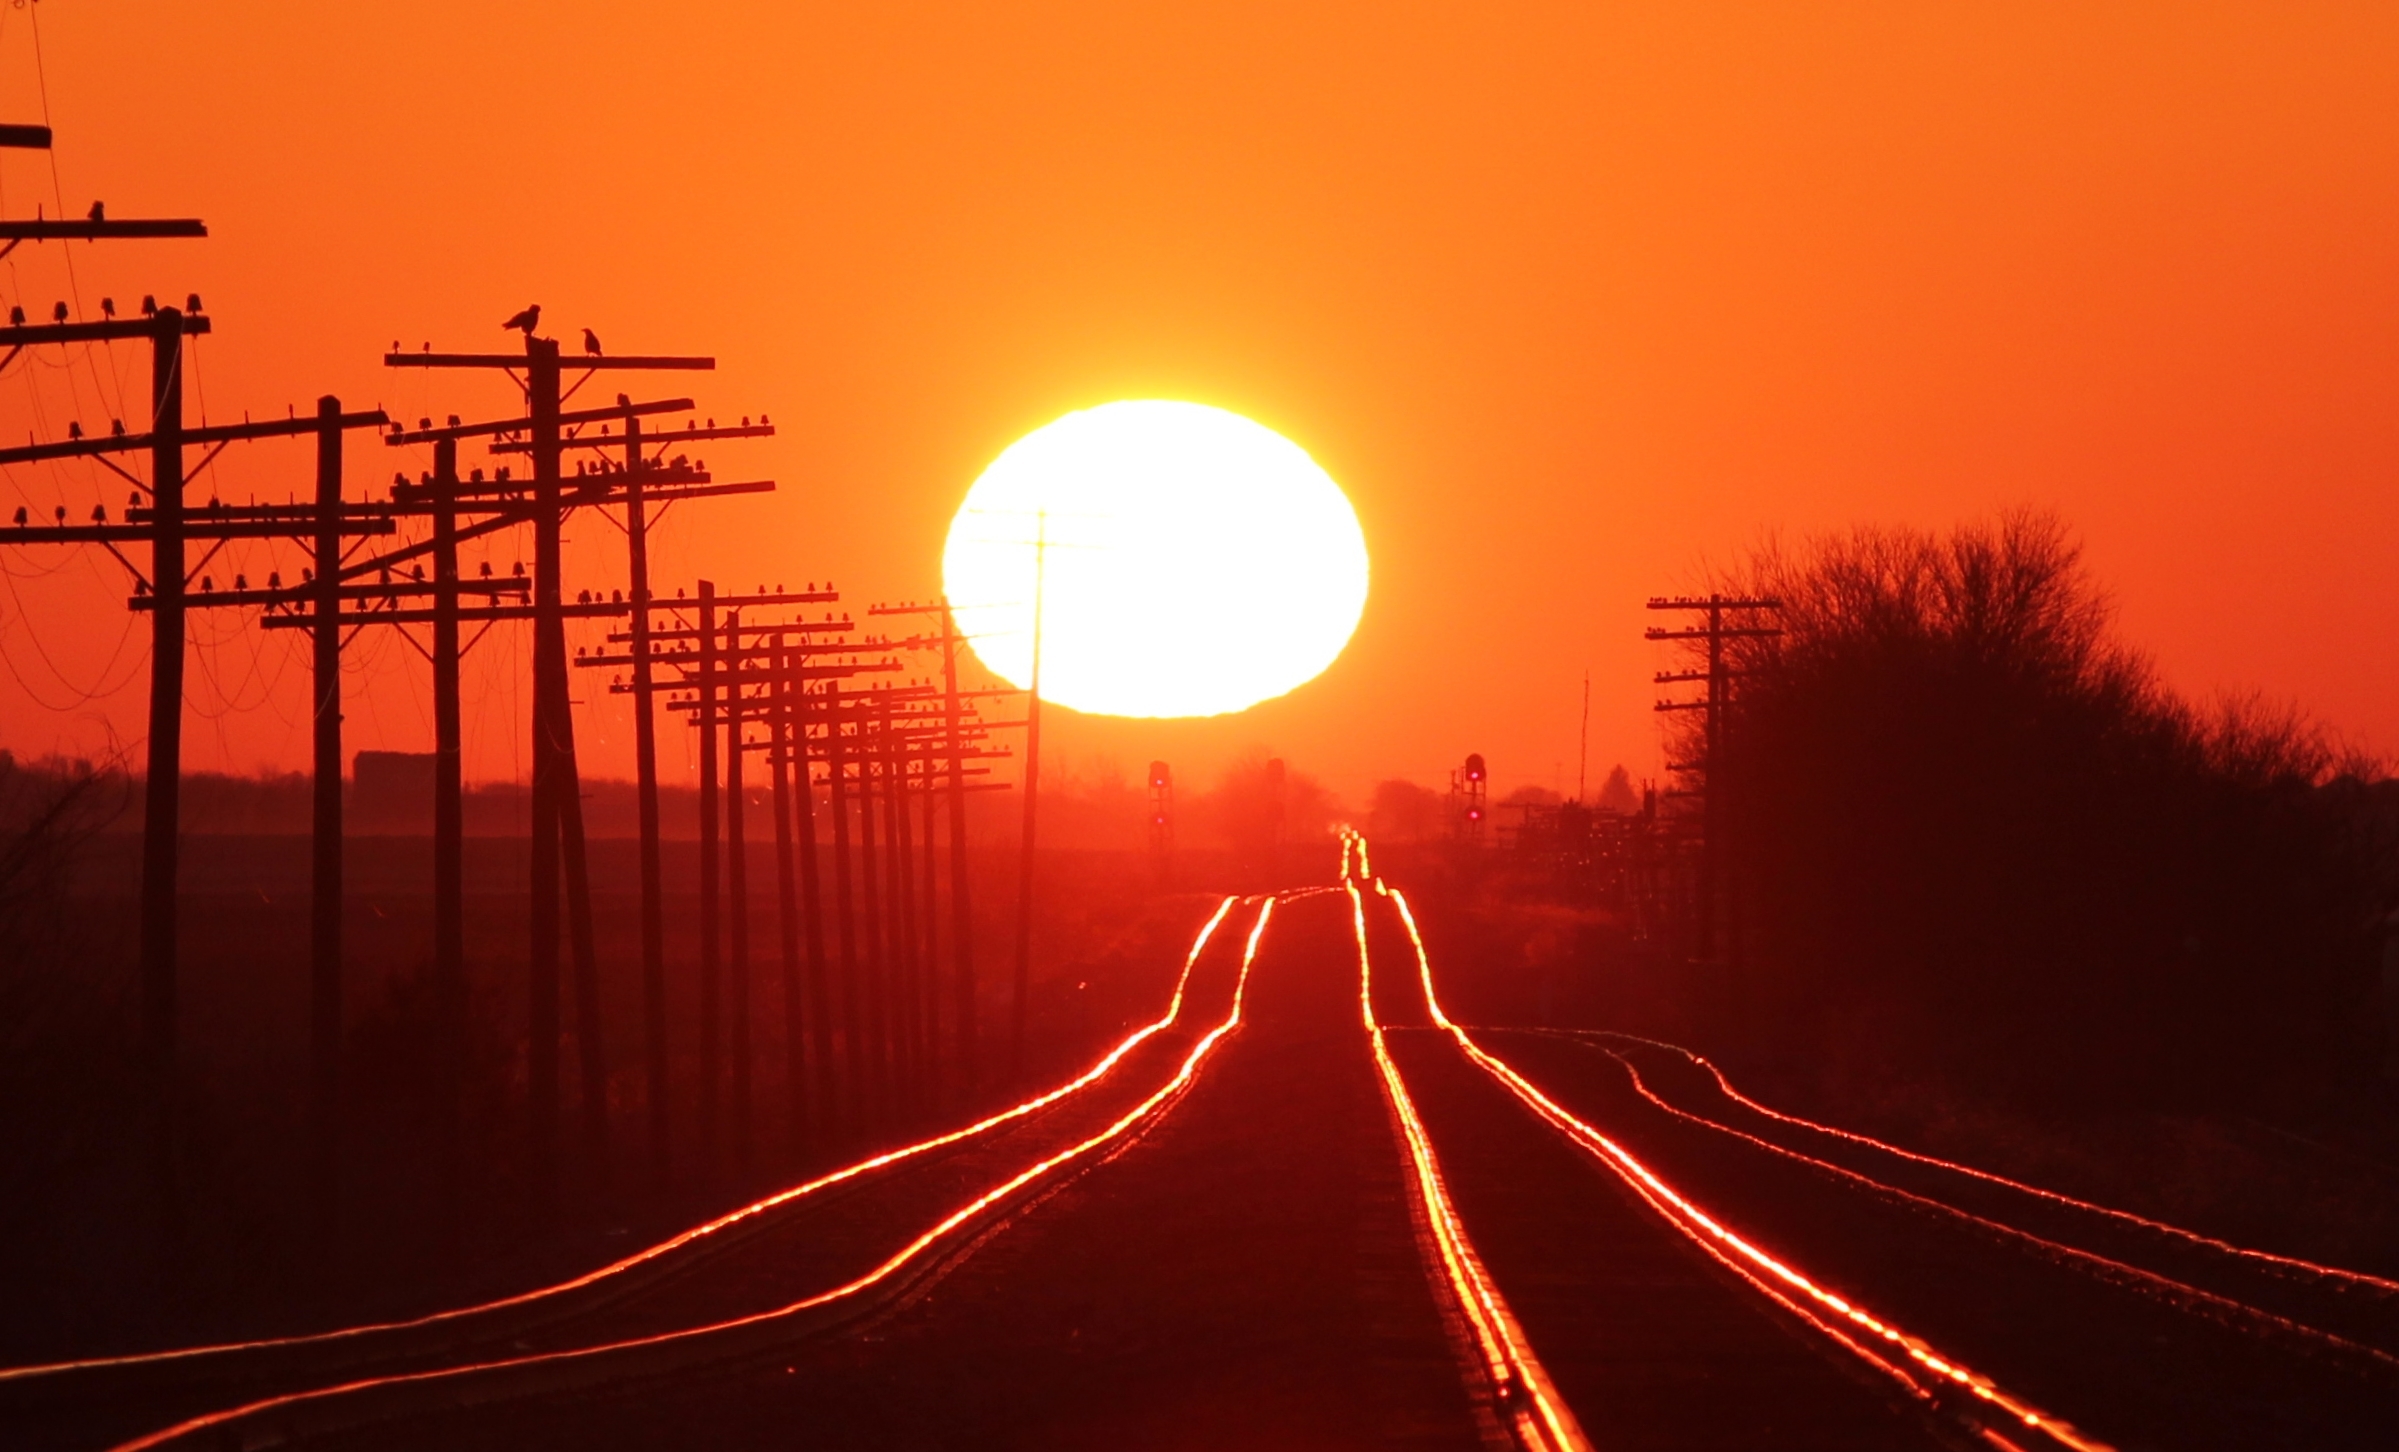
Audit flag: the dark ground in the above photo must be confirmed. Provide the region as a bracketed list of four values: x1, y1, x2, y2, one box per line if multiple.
[321, 891, 1490, 1451]
[0, 833, 1246, 1364]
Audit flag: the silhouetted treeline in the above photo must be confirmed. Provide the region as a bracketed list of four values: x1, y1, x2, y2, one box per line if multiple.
[1705, 513, 2396, 1108]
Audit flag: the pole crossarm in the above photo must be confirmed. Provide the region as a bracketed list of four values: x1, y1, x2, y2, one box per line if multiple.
[638, 588, 841, 618]
[0, 409, 388, 466]
[131, 580, 528, 612]
[0, 518, 394, 545]
[1643, 626, 1783, 641]
[488, 421, 774, 455]
[0, 124, 52, 148]
[655, 662, 903, 702]
[0, 219, 207, 242]
[392, 462, 711, 502]
[260, 600, 631, 630]
[1646, 595, 1782, 611]
[383, 397, 694, 446]
[0, 314, 210, 349]
[323, 480, 772, 584]
[385, 350, 714, 371]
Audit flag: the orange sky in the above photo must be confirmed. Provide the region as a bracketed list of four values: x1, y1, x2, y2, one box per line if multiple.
[0, 3, 2394, 807]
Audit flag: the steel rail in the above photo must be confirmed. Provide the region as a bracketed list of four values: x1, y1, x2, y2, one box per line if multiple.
[1375, 868, 2111, 1452]
[105, 896, 1282, 1452]
[1502, 1029, 2399, 1375]
[1343, 854, 1590, 1452]
[1550, 1027, 2399, 1298]
[1, 897, 1246, 1395]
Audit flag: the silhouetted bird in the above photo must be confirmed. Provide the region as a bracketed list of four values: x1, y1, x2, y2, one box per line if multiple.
[140, 295, 156, 316]
[502, 303, 541, 335]
[100, 297, 115, 318]
[582, 327, 602, 356]
[111, 419, 124, 436]
[86, 201, 103, 223]
[616, 392, 630, 408]
[10, 507, 23, 525]
[67, 421, 81, 439]
[8, 307, 22, 326]
[50, 302, 66, 322]
[186, 294, 203, 314]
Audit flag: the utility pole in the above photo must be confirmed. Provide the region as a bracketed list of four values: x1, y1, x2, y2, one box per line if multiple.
[307, 397, 346, 1253]
[623, 417, 668, 1191]
[1647, 594, 1782, 963]
[0, 134, 202, 1266]
[696, 580, 721, 1179]
[385, 334, 712, 1224]
[429, 438, 466, 1251]
[867, 599, 984, 1101]
[0, 310, 394, 1278]
[1011, 514, 1048, 1086]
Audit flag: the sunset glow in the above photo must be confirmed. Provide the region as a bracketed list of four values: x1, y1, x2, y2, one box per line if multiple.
[942, 401, 1369, 718]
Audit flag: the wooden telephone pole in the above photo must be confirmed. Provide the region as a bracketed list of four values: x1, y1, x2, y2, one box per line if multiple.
[1647, 594, 1782, 963]
[373, 350, 766, 1220]
[0, 310, 395, 1264]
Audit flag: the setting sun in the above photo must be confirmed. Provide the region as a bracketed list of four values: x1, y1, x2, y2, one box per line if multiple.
[942, 401, 1369, 718]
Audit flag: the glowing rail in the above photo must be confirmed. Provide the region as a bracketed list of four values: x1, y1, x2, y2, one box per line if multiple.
[1577, 1028, 2399, 1298]
[1512, 1030, 2399, 1369]
[108, 897, 1280, 1452]
[1347, 874, 1590, 1452]
[2, 896, 1244, 1388]
[1378, 871, 2112, 1452]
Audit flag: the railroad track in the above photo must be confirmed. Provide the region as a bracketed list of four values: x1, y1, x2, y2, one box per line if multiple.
[0, 894, 1275, 1452]
[1345, 831, 2399, 1451]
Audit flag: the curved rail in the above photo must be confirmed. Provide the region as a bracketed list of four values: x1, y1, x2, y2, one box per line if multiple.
[106, 896, 1283, 1452]
[2, 896, 1241, 1390]
[1346, 873, 1590, 1452]
[1561, 1027, 2399, 1297]
[1375, 866, 2110, 1452]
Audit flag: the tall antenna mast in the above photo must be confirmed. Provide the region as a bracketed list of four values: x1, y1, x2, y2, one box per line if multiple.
[1577, 668, 1591, 804]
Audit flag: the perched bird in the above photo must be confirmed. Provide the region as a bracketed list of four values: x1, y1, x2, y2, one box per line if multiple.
[502, 303, 541, 335]
[86, 200, 103, 223]
[7, 306, 21, 326]
[186, 293, 203, 314]
[616, 392, 631, 408]
[67, 421, 81, 439]
[90, 505, 105, 523]
[51, 301, 67, 323]
[10, 507, 23, 525]
[110, 419, 123, 437]
[582, 327, 602, 356]
[100, 297, 115, 318]
[140, 295, 157, 316]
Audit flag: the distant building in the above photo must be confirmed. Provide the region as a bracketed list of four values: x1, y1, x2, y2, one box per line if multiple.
[351, 750, 435, 835]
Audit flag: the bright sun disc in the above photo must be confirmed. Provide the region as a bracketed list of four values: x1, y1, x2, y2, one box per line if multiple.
[943, 401, 1368, 718]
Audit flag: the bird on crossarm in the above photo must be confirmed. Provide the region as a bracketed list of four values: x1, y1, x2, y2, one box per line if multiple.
[502, 303, 541, 335]
[582, 327, 602, 357]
